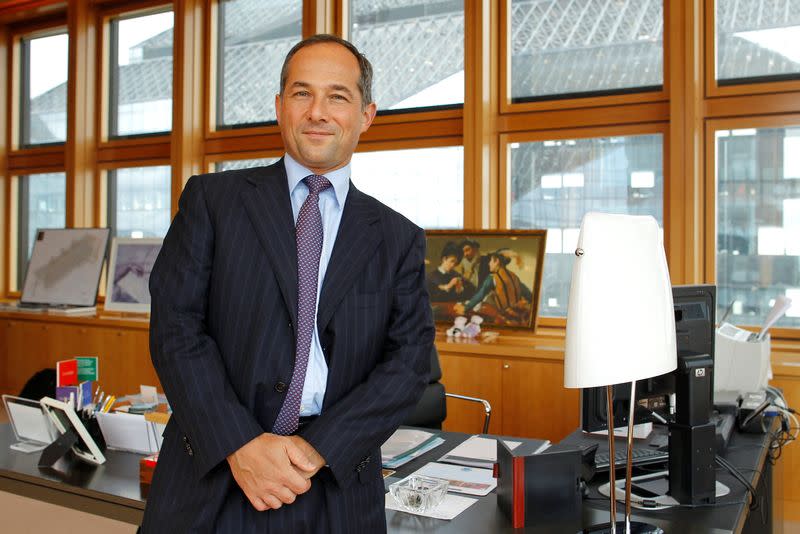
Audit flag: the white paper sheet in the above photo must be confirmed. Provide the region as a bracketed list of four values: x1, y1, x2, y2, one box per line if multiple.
[385, 491, 478, 520]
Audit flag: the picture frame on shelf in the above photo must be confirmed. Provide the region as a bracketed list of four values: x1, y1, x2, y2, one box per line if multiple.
[424, 230, 547, 332]
[104, 237, 162, 313]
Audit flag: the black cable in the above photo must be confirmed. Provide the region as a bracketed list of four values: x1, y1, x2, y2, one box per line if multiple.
[715, 455, 760, 511]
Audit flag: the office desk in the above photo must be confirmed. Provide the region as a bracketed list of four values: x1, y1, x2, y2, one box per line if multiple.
[0, 424, 776, 533]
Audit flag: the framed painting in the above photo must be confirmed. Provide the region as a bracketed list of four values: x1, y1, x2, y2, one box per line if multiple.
[104, 237, 162, 313]
[425, 230, 547, 331]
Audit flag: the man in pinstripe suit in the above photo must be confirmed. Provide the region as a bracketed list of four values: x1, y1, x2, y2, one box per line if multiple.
[142, 34, 434, 533]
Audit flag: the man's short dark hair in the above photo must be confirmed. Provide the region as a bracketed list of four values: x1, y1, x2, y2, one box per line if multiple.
[460, 239, 480, 250]
[279, 34, 374, 109]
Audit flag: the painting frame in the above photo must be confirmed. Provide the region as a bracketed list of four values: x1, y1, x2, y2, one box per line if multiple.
[424, 230, 547, 332]
[104, 237, 163, 313]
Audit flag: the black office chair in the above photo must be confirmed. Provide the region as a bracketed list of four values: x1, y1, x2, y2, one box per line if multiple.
[403, 346, 492, 433]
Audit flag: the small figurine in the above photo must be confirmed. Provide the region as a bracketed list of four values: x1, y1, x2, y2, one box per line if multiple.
[462, 315, 483, 337]
[446, 315, 483, 338]
[446, 316, 468, 337]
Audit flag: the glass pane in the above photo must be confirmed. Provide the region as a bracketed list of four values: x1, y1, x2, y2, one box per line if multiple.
[351, 146, 463, 228]
[215, 157, 279, 172]
[510, 0, 664, 101]
[18, 172, 66, 287]
[716, 126, 800, 328]
[110, 11, 174, 137]
[510, 134, 664, 317]
[716, 0, 800, 84]
[22, 32, 68, 146]
[349, 0, 464, 111]
[110, 166, 171, 238]
[217, 0, 302, 127]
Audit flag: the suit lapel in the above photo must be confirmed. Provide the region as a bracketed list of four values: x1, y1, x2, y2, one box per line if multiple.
[241, 160, 298, 328]
[317, 184, 382, 332]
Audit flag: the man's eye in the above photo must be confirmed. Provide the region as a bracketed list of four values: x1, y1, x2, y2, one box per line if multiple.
[294, 91, 310, 97]
[331, 94, 347, 101]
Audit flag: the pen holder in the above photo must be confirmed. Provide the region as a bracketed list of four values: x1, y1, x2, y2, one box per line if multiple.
[78, 411, 107, 452]
[714, 330, 770, 395]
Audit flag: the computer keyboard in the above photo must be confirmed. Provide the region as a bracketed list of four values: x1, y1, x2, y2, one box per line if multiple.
[594, 447, 668, 470]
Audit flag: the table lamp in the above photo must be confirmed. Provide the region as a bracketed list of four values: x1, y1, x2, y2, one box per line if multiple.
[564, 212, 677, 534]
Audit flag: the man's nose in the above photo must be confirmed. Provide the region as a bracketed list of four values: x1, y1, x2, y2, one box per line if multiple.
[307, 97, 328, 122]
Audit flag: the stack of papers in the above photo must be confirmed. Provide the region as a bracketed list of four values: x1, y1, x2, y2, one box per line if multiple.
[438, 435, 548, 469]
[381, 428, 445, 469]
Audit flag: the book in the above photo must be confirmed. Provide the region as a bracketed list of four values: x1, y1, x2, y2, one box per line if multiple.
[56, 359, 78, 387]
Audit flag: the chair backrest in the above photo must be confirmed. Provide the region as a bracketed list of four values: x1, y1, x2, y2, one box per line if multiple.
[402, 346, 447, 429]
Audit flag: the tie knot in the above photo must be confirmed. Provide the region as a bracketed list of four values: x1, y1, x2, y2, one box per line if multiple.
[303, 174, 332, 195]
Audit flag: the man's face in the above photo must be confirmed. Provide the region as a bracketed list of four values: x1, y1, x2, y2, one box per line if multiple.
[463, 245, 477, 261]
[276, 43, 377, 175]
[441, 255, 458, 271]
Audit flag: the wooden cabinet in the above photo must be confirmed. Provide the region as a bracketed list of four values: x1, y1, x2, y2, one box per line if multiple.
[772, 346, 800, 523]
[437, 333, 580, 443]
[0, 314, 156, 397]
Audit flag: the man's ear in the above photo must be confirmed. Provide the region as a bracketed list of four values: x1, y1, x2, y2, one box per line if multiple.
[360, 102, 377, 133]
[274, 93, 282, 124]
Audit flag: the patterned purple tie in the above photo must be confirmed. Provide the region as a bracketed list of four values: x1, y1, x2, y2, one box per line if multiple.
[273, 174, 332, 435]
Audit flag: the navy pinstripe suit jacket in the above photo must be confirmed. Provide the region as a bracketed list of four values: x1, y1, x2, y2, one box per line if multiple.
[142, 159, 434, 533]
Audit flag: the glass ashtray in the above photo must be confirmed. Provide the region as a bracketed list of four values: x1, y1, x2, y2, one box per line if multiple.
[389, 475, 448, 513]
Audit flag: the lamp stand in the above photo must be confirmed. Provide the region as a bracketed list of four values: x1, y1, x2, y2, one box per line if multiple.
[582, 383, 663, 534]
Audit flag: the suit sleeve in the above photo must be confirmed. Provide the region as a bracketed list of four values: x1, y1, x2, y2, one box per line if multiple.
[299, 226, 434, 488]
[149, 176, 263, 480]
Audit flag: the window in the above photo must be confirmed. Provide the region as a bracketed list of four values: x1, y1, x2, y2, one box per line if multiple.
[109, 10, 174, 137]
[509, 0, 663, 102]
[20, 31, 68, 146]
[351, 146, 464, 228]
[509, 134, 664, 317]
[215, 157, 278, 172]
[108, 166, 171, 238]
[716, 0, 800, 85]
[216, 0, 302, 127]
[17, 172, 67, 286]
[348, 0, 464, 111]
[715, 126, 800, 328]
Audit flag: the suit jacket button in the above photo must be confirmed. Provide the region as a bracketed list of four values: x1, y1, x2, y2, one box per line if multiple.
[275, 381, 287, 393]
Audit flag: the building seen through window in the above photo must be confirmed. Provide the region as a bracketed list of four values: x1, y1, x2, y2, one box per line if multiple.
[108, 166, 171, 239]
[716, 0, 800, 84]
[109, 11, 174, 137]
[349, 0, 465, 111]
[510, 0, 664, 101]
[510, 134, 664, 317]
[716, 127, 800, 328]
[217, 0, 302, 127]
[215, 157, 279, 172]
[17, 172, 66, 288]
[21, 32, 68, 146]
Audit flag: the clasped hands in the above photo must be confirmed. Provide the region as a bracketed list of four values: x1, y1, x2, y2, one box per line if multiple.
[227, 433, 326, 511]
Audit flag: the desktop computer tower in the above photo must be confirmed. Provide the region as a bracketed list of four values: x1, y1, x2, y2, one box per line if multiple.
[669, 422, 716, 504]
[669, 351, 716, 504]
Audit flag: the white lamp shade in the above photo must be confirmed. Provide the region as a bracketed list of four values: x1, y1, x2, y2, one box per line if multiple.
[564, 213, 677, 389]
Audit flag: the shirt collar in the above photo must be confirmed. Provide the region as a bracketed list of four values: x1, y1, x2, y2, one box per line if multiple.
[284, 152, 350, 208]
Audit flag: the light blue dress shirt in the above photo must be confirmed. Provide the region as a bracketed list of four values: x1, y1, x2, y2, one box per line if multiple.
[284, 153, 350, 416]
